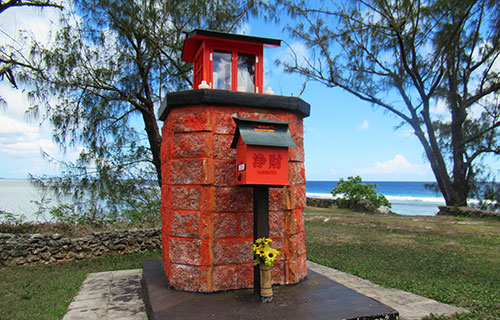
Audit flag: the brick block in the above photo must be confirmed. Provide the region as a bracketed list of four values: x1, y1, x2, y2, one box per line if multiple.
[283, 210, 295, 235]
[269, 210, 284, 237]
[237, 263, 254, 288]
[171, 107, 211, 133]
[294, 184, 306, 209]
[171, 212, 200, 238]
[172, 186, 201, 211]
[290, 162, 306, 185]
[236, 109, 285, 123]
[284, 254, 307, 285]
[238, 212, 252, 238]
[213, 265, 238, 291]
[214, 160, 236, 186]
[161, 232, 170, 276]
[271, 261, 285, 285]
[297, 253, 307, 279]
[161, 159, 172, 186]
[160, 204, 172, 235]
[200, 186, 215, 212]
[285, 209, 305, 235]
[284, 208, 305, 235]
[172, 132, 212, 158]
[198, 212, 213, 239]
[214, 134, 236, 160]
[288, 231, 306, 259]
[295, 208, 305, 233]
[160, 138, 171, 164]
[171, 159, 212, 185]
[283, 185, 306, 210]
[285, 259, 297, 284]
[169, 238, 203, 265]
[269, 188, 284, 211]
[169, 264, 210, 292]
[283, 186, 293, 210]
[161, 185, 172, 210]
[289, 116, 304, 140]
[214, 187, 253, 212]
[289, 139, 305, 162]
[213, 238, 253, 265]
[213, 109, 238, 134]
[214, 212, 238, 238]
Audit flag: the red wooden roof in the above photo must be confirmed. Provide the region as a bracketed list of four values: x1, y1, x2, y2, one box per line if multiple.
[181, 29, 281, 62]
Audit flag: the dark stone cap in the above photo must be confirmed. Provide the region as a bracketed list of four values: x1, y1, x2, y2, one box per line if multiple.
[158, 89, 310, 121]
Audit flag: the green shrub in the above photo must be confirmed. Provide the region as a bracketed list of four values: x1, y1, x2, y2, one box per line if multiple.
[331, 176, 391, 210]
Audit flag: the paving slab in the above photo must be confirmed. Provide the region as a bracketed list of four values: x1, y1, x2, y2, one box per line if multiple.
[142, 259, 398, 320]
[62, 269, 147, 320]
[307, 261, 468, 320]
[63, 261, 468, 320]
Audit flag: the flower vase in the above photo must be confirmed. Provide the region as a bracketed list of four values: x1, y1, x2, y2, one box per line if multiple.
[259, 264, 273, 298]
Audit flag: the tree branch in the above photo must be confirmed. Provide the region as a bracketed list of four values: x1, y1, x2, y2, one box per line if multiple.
[0, 0, 63, 14]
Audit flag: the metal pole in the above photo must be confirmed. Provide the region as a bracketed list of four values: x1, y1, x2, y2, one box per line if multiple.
[253, 185, 269, 295]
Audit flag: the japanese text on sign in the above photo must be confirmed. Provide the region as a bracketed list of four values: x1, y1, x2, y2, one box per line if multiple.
[252, 153, 282, 169]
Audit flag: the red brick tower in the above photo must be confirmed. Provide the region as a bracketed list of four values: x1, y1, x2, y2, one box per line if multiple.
[158, 30, 310, 292]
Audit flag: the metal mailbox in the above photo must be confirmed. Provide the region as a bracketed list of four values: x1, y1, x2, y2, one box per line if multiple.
[231, 117, 297, 185]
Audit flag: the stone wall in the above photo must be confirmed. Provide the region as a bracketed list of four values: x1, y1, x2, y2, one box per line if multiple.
[306, 197, 336, 208]
[437, 206, 500, 219]
[0, 228, 161, 267]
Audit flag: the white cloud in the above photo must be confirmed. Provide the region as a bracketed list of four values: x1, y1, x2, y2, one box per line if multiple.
[358, 154, 429, 178]
[357, 120, 370, 131]
[0, 112, 57, 157]
[393, 128, 415, 138]
[430, 99, 447, 114]
[277, 41, 311, 69]
[0, 82, 63, 178]
[0, 5, 63, 51]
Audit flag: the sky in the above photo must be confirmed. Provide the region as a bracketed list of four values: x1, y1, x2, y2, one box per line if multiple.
[1, 5, 489, 182]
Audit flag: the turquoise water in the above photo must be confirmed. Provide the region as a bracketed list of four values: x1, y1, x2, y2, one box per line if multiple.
[0, 179, 42, 221]
[306, 180, 444, 216]
[1, 179, 449, 220]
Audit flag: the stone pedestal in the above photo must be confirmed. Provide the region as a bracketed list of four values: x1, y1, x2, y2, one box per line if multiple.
[159, 89, 310, 292]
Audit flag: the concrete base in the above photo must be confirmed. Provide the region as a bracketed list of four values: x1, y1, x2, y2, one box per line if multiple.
[142, 260, 399, 320]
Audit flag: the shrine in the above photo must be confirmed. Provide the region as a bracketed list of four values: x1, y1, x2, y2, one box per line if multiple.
[157, 29, 309, 292]
[142, 28, 399, 320]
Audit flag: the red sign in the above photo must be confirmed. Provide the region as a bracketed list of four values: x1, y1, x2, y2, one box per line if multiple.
[235, 139, 289, 185]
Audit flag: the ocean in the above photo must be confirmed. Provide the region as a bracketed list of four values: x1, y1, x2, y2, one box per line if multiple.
[0, 179, 43, 221]
[306, 180, 444, 216]
[1, 179, 445, 221]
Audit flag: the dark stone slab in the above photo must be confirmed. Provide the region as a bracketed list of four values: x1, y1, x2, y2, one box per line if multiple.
[158, 89, 311, 121]
[142, 260, 399, 320]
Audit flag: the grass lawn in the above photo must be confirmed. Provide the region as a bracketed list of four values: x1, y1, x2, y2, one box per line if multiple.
[1, 208, 499, 319]
[304, 207, 500, 319]
[0, 249, 162, 320]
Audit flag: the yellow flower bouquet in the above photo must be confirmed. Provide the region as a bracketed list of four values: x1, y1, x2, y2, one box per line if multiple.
[252, 237, 280, 267]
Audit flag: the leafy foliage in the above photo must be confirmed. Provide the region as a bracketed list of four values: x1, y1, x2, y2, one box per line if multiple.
[11, 0, 272, 223]
[331, 176, 390, 210]
[281, 0, 500, 207]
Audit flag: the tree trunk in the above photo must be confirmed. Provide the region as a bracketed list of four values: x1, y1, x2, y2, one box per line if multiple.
[447, 55, 468, 206]
[141, 106, 163, 187]
[413, 110, 466, 207]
